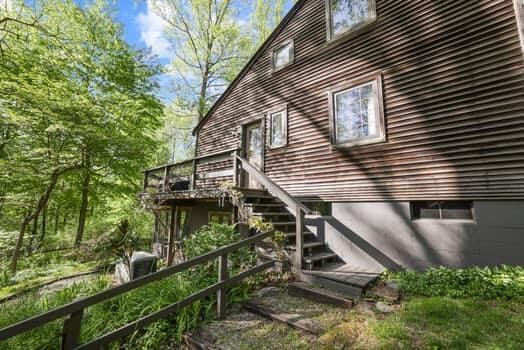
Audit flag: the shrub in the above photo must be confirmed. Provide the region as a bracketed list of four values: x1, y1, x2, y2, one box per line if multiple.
[0, 223, 262, 349]
[388, 265, 524, 300]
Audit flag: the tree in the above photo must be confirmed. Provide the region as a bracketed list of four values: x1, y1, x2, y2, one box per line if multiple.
[0, 0, 163, 271]
[250, 0, 287, 44]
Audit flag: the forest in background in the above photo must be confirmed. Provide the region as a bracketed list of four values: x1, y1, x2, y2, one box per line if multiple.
[0, 0, 288, 275]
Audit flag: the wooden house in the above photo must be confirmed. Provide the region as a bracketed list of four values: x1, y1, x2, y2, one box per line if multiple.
[141, 0, 524, 285]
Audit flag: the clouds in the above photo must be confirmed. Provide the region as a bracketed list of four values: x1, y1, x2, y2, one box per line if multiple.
[137, 1, 172, 59]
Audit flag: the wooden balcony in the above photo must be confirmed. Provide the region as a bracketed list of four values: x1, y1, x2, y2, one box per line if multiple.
[140, 148, 240, 205]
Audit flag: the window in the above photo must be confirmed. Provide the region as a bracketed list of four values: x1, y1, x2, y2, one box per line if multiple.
[271, 40, 294, 71]
[209, 211, 232, 224]
[330, 75, 384, 146]
[177, 207, 192, 238]
[411, 201, 474, 221]
[327, 0, 376, 40]
[269, 108, 287, 148]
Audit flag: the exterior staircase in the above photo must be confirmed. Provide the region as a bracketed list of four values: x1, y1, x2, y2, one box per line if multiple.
[241, 189, 380, 299]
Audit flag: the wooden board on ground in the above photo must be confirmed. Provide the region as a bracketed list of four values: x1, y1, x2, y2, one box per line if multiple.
[243, 301, 325, 335]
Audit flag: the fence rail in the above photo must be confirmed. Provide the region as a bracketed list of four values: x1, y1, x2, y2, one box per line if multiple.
[0, 230, 274, 349]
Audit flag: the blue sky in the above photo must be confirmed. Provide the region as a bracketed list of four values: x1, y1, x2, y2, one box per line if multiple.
[110, 0, 294, 101]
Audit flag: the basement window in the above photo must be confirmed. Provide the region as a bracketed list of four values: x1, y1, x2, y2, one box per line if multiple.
[411, 201, 474, 221]
[327, 0, 376, 40]
[330, 74, 385, 147]
[269, 108, 288, 148]
[271, 40, 294, 72]
[209, 211, 232, 224]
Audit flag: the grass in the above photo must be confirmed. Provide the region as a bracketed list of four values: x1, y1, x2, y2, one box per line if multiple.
[368, 297, 524, 349]
[0, 223, 262, 349]
[0, 260, 97, 299]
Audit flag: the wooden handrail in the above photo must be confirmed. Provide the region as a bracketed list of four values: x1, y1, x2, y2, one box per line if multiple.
[0, 230, 274, 348]
[235, 155, 311, 215]
[144, 147, 239, 174]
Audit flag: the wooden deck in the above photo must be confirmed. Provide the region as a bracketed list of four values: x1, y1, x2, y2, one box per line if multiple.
[302, 264, 383, 289]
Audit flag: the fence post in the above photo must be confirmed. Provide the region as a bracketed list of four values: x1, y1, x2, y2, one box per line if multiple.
[61, 309, 83, 350]
[217, 254, 228, 320]
[295, 207, 304, 271]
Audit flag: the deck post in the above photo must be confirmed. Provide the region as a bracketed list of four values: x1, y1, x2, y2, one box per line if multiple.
[191, 159, 197, 190]
[163, 166, 169, 192]
[232, 150, 239, 187]
[217, 254, 228, 320]
[143, 171, 149, 192]
[295, 207, 304, 271]
[61, 309, 83, 350]
[167, 205, 177, 266]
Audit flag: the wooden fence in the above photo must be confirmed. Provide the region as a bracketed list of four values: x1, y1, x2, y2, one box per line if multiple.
[0, 230, 275, 349]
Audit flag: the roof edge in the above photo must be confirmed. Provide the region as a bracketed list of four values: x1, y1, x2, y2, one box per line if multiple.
[192, 0, 308, 136]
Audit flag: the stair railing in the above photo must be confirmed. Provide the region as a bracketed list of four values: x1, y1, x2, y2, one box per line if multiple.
[0, 231, 274, 350]
[233, 154, 311, 270]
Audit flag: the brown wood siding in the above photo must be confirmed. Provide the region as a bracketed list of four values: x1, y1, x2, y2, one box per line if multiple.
[196, 0, 524, 201]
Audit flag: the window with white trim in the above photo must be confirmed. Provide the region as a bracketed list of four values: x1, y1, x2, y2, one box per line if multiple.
[330, 76, 384, 146]
[269, 109, 287, 148]
[327, 0, 376, 40]
[272, 40, 294, 71]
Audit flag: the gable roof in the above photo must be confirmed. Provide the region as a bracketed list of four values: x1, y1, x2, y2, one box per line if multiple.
[192, 0, 308, 135]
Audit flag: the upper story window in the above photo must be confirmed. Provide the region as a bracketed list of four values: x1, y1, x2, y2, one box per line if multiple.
[271, 40, 294, 72]
[269, 107, 287, 148]
[327, 0, 376, 40]
[329, 74, 385, 147]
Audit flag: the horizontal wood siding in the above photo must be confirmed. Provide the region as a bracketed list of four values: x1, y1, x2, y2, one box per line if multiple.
[196, 0, 524, 201]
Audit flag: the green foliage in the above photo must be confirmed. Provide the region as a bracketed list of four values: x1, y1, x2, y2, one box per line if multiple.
[369, 297, 524, 349]
[0, 223, 262, 349]
[0, 276, 111, 349]
[387, 265, 524, 300]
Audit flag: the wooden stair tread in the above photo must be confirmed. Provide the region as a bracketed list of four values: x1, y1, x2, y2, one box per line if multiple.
[272, 221, 296, 226]
[244, 203, 285, 207]
[252, 212, 291, 216]
[285, 241, 324, 250]
[284, 231, 314, 237]
[303, 252, 337, 263]
[302, 264, 382, 288]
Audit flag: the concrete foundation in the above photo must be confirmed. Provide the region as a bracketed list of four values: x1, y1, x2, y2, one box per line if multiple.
[306, 201, 524, 270]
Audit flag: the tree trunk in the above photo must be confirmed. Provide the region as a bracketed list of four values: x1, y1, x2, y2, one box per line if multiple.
[53, 203, 60, 235]
[10, 166, 78, 273]
[39, 204, 47, 248]
[75, 168, 91, 246]
[27, 214, 38, 255]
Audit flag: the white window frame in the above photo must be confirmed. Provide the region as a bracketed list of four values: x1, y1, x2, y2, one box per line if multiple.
[271, 39, 294, 72]
[328, 73, 385, 147]
[325, 0, 376, 41]
[267, 105, 288, 148]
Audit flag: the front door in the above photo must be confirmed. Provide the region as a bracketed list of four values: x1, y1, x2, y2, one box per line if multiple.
[243, 122, 263, 188]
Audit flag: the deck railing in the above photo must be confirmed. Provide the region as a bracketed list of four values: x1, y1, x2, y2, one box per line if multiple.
[0, 231, 274, 350]
[234, 154, 311, 270]
[143, 148, 239, 194]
